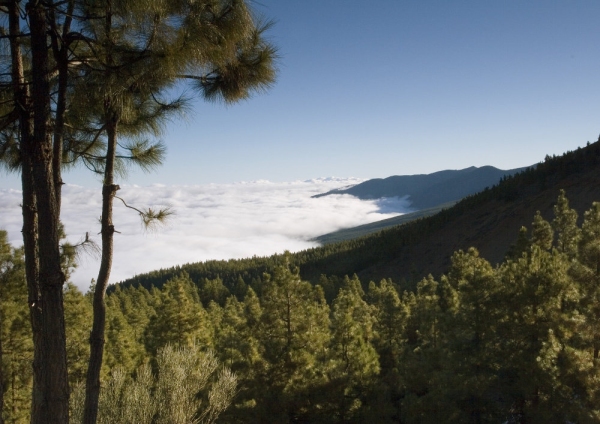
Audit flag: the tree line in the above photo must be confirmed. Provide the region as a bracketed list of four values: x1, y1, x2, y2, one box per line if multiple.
[3, 191, 600, 423]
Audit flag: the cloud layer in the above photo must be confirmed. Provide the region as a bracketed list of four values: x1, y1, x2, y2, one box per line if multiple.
[0, 178, 411, 291]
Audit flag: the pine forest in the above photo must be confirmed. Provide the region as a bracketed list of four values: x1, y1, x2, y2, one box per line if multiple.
[1, 0, 600, 422]
[3, 189, 600, 422]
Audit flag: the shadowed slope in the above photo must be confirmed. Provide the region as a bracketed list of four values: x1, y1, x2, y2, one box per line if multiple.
[118, 141, 600, 294]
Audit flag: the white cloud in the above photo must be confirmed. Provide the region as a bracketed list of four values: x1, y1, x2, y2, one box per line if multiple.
[0, 178, 411, 291]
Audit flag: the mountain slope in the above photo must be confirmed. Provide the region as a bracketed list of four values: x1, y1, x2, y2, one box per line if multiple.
[313, 201, 457, 244]
[119, 141, 600, 294]
[313, 165, 527, 209]
[323, 144, 600, 287]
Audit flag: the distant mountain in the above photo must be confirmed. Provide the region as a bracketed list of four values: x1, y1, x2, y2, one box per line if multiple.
[313, 165, 528, 210]
[117, 140, 600, 296]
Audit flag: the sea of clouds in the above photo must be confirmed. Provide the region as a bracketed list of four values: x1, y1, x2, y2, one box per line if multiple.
[0, 178, 411, 292]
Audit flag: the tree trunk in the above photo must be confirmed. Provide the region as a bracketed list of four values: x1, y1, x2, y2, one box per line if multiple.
[28, 3, 70, 422]
[48, 0, 74, 209]
[7, 1, 46, 421]
[83, 114, 119, 424]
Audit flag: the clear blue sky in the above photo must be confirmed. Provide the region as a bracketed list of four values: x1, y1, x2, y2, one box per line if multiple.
[2, 0, 599, 189]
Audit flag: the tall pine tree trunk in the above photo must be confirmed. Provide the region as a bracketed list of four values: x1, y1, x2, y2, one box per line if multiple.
[8, 0, 46, 421]
[48, 0, 74, 210]
[83, 114, 119, 424]
[83, 5, 120, 419]
[28, 3, 70, 422]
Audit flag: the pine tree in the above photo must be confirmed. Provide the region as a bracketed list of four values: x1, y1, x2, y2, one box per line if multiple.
[0, 231, 31, 423]
[1, 1, 72, 416]
[216, 296, 251, 370]
[531, 211, 553, 251]
[212, 295, 264, 422]
[63, 283, 93, 386]
[328, 275, 379, 422]
[552, 189, 581, 257]
[496, 243, 579, 421]
[442, 248, 501, 422]
[506, 226, 531, 260]
[102, 295, 144, 378]
[569, 202, 600, 415]
[144, 273, 212, 355]
[368, 278, 408, 372]
[366, 279, 409, 421]
[111, 285, 153, 346]
[398, 275, 448, 422]
[200, 278, 231, 307]
[233, 276, 248, 300]
[255, 262, 331, 422]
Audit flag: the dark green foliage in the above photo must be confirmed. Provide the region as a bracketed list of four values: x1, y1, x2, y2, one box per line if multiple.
[0, 231, 30, 424]
[144, 273, 212, 355]
[199, 277, 231, 307]
[531, 211, 554, 251]
[327, 276, 379, 422]
[440, 249, 502, 421]
[102, 295, 144, 378]
[553, 189, 581, 257]
[251, 263, 331, 422]
[63, 284, 93, 386]
[7, 188, 600, 422]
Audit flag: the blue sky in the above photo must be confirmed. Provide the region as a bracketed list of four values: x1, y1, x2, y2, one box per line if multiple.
[2, 0, 599, 189]
[2, 1, 600, 288]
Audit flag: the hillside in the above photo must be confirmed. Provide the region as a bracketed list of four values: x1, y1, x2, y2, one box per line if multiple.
[312, 165, 527, 209]
[313, 201, 457, 244]
[118, 140, 600, 294]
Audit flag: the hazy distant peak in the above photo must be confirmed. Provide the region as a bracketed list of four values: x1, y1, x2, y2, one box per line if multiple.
[313, 166, 528, 210]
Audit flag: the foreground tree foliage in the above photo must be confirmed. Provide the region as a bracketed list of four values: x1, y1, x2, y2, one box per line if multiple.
[1, 0, 276, 421]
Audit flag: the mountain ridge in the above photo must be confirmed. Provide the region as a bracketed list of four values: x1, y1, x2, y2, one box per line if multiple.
[313, 165, 529, 210]
[117, 140, 600, 295]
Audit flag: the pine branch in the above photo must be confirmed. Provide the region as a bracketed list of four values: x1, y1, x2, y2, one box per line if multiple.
[114, 195, 174, 232]
[64, 232, 102, 261]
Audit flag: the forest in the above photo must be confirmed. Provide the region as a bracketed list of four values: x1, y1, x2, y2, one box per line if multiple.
[120, 139, 600, 295]
[0, 0, 277, 421]
[2, 0, 600, 421]
[2, 190, 600, 423]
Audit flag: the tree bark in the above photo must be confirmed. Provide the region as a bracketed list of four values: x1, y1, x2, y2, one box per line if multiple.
[28, 2, 70, 422]
[7, 1, 46, 421]
[48, 0, 74, 210]
[83, 114, 118, 424]
[82, 5, 120, 420]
